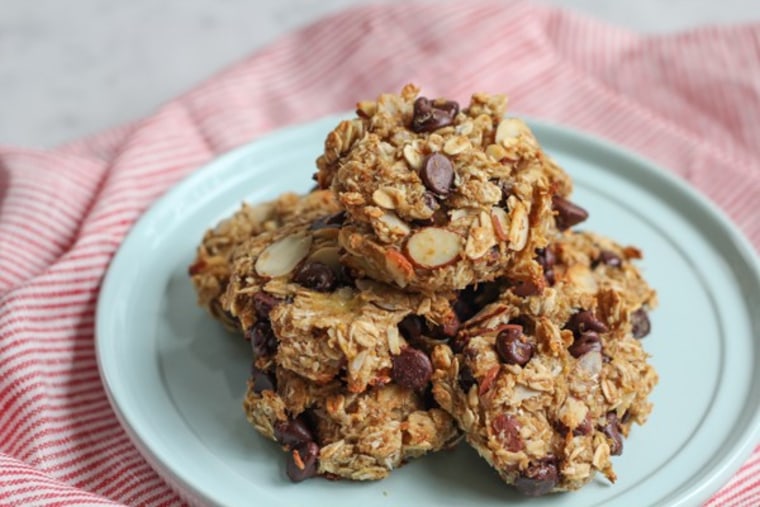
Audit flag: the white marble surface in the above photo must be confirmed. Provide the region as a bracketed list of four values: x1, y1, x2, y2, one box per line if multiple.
[1, 0, 758, 148]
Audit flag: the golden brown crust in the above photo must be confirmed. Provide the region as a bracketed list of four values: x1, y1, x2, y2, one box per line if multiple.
[244, 368, 460, 481]
[189, 191, 336, 329]
[218, 192, 458, 393]
[432, 231, 658, 494]
[314, 85, 573, 293]
[188, 85, 658, 492]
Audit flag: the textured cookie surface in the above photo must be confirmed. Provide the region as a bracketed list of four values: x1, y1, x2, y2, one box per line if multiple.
[218, 190, 460, 394]
[245, 366, 459, 481]
[189, 191, 337, 330]
[431, 231, 657, 495]
[315, 84, 583, 293]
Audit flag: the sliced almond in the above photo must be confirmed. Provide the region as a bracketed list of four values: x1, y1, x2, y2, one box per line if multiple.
[495, 118, 526, 145]
[443, 135, 471, 155]
[465, 211, 496, 260]
[376, 212, 411, 238]
[449, 208, 470, 224]
[507, 198, 529, 251]
[455, 121, 474, 136]
[348, 350, 368, 378]
[405, 227, 462, 269]
[387, 324, 402, 355]
[558, 396, 588, 429]
[379, 141, 396, 157]
[592, 440, 611, 471]
[463, 303, 510, 330]
[402, 143, 423, 170]
[372, 188, 397, 209]
[577, 350, 602, 377]
[485, 143, 509, 162]
[384, 249, 415, 287]
[513, 384, 541, 404]
[308, 246, 341, 272]
[491, 207, 510, 241]
[255, 234, 312, 277]
[246, 202, 275, 224]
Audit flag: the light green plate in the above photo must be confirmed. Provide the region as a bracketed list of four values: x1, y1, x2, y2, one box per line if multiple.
[96, 116, 760, 507]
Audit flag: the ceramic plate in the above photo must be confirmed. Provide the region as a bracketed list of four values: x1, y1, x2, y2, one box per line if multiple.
[96, 116, 760, 507]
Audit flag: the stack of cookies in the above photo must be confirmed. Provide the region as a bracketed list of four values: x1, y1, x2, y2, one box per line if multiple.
[189, 84, 658, 496]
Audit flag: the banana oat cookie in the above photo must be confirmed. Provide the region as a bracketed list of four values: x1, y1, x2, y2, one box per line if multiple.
[189, 190, 339, 330]
[431, 231, 657, 495]
[220, 191, 460, 394]
[244, 366, 459, 482]
[315, 84, 586, 293]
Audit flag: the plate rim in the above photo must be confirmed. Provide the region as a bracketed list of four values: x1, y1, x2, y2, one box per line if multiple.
[96, 114, 760, 507]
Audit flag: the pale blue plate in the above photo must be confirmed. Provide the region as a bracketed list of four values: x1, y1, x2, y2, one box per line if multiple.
[96, 116, 760, 507]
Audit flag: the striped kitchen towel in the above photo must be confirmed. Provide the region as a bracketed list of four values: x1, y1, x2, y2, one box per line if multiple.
[1, 1, 758, 505]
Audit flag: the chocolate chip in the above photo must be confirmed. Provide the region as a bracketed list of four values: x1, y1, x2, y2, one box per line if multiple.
[495, 325, 534, 366]
[275, 417, 314, 449]
[491, 414, 523, 452]
[450, 334, 470, 353]
[411, 97, 459, 133]
[293, 261, 336, 292]
[337, 264, 356, 287]
[568, 331, 602, 358]
[573, 415, 593, 436]
[248, 321, 277, 357]
[511, 279, 542, 297]
[566, 310, 609, 337]
[631, 308, 651, 338]
[458, 364, 476, 392]
[453, 298, 475, 322]
[253, 291, 280, 320]
[510, 315, 535, 335]
[535, 248, 556, 286]
[514, 458, 559, 496]
[286, 441, 320, 482]
[420, 153, 454, 196]
[251, 367, 276, 394]
[536, 247, 556, 270]
[453, 284, 491, 322]
[437, 312, 460, 339]
[499, 181, 514, 206]
[602, 412, 623, 455]
[552, 195, 589, 230]
[421, 385, 440, 410]
[398, 315, 424, 342]
[391, 347, 433, 391]
[309, 211, 346, 230]
[593, 250, 622, 268]
[434, 99, 460, 117]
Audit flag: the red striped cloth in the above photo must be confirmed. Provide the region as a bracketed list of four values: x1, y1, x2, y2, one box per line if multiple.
[1, 1, 758, 505]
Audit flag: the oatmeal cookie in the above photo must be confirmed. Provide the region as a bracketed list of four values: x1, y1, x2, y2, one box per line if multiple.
[189, 190, 338, 330]
[315, 84, 586, 292]
[244, 366, 459, 482]
[431, 231, 657, 495]
[221, 191, 460, 394]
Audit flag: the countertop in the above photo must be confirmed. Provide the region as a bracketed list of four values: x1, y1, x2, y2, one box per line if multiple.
[1, 0, 758, 147]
